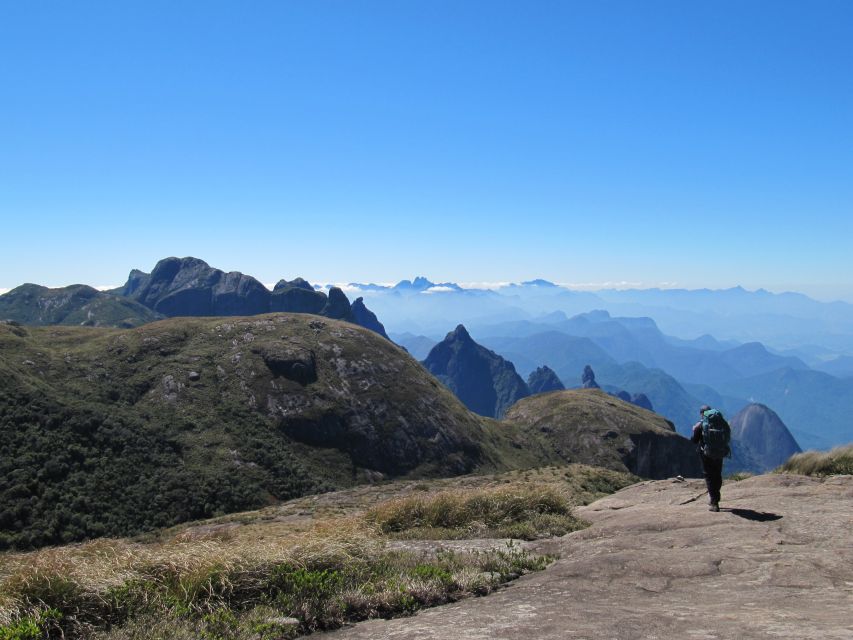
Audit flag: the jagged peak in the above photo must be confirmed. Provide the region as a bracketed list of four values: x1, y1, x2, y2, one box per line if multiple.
[447, 324, 472, 342]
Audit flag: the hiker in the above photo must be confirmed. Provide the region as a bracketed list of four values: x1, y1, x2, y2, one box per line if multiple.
[691, 405, 731, 512]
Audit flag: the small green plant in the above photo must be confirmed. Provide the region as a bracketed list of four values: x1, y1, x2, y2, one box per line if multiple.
[409, 564, 454, 586]
[200, 608, 239, 640]
[268, 566, 344, 630]
[0, 609, 62, 640]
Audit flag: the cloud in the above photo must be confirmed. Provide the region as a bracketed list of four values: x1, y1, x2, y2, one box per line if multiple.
[335, 284, 367, 293]
[558, 281, 644, 290]
[455, 281, 514, 290]
[95, 285, 120, 291]
[0, 288, 9, 295]
[422, 286, 458, 294]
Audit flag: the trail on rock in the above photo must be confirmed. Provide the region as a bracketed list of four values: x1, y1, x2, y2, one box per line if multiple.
[322, 474, 853, 640]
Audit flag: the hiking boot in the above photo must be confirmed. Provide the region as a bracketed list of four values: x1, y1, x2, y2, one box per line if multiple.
[709, 503, 720, 512]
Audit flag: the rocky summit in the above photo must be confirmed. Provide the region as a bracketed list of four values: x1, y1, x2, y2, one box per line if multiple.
[730, 403, 802, 472]
[423, 324, 530, 418]
[504, 389, 702, 479]
[580, 364, 600, 388]
[526, 365, 565, 394]
[117, 257, 390, 338]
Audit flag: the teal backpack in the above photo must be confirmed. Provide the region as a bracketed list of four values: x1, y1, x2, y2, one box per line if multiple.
[701, 409, 731, 459]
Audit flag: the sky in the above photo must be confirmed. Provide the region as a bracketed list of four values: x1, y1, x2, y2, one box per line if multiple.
[1, 1, 852, 301]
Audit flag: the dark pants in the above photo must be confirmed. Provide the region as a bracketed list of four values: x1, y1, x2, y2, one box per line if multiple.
[700, 454, 723, 504]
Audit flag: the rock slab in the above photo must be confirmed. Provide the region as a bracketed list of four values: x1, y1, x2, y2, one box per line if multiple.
[322, 473, 853, 639]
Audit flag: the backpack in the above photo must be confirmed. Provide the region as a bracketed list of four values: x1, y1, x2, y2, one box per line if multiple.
[701, 409, 731, 459]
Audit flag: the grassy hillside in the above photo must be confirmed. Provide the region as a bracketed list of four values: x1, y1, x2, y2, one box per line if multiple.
[504, 389, 703, 479]
[0, 315, 550, 550]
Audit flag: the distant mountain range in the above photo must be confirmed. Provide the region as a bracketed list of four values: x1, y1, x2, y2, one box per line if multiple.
[0, 257, 389, 339]
[4, 265, 850, 451]
[342, 277, 853, 356]
[398, 309, 852, 450]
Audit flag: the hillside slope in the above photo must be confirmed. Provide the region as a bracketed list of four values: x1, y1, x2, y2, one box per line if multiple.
[0, 315, 544, 549]
[504, 389, 702, 479]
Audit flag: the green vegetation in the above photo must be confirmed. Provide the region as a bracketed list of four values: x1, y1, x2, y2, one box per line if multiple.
[366, 485, 585, 540]
[0, 486, 563, 640]
[504, 389, 701, 479]
[0, 311, 648, 551]
[0, 370, 328, 549]
[775, 445, 853, 476]
[0, 285, 160, 328]
[1, 315, 561, 550]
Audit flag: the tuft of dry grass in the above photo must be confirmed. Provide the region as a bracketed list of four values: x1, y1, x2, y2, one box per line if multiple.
[365, 485, 585, 540]
[776, 445, 853, 477]
[0, 496, 556, 639]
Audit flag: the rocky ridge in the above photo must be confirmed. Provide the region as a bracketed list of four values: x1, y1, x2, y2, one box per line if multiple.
[117, 257, 390, 339]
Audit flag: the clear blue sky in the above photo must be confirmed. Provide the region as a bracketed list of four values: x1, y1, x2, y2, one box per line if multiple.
[2, 1, 852, 300]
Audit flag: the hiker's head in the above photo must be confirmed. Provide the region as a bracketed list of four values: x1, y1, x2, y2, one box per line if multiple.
[699, 404, 711, 416]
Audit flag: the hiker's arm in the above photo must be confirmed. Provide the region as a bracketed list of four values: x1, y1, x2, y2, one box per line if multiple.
[691, 422, 702, 444]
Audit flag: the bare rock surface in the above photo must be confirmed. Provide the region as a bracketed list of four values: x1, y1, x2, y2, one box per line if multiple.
[322, 473, 853, 639]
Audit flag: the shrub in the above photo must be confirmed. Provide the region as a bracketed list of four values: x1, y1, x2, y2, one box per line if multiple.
[776, 445, 853, 476]
[365, 485, 584, 539]
[0, 609, 62, 640]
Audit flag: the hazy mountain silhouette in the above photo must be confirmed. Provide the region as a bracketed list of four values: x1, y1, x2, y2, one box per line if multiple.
[423, 325, 530, 418]
[527, 365, 565, 394]
[729, 403, 802, 472]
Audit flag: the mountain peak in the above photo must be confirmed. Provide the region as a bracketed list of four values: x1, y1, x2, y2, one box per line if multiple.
[730, 403, 801, 472]
[424, 324, 529, 418]
[448, 324, 472, 342]
[394, 277, 435, 291]
[527, 365, 565, 394]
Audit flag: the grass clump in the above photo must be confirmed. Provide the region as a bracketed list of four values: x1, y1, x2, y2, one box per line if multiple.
[365, 485, 585, 540]
[775, 445, 853, 476]
[0, 511, 556, 640]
